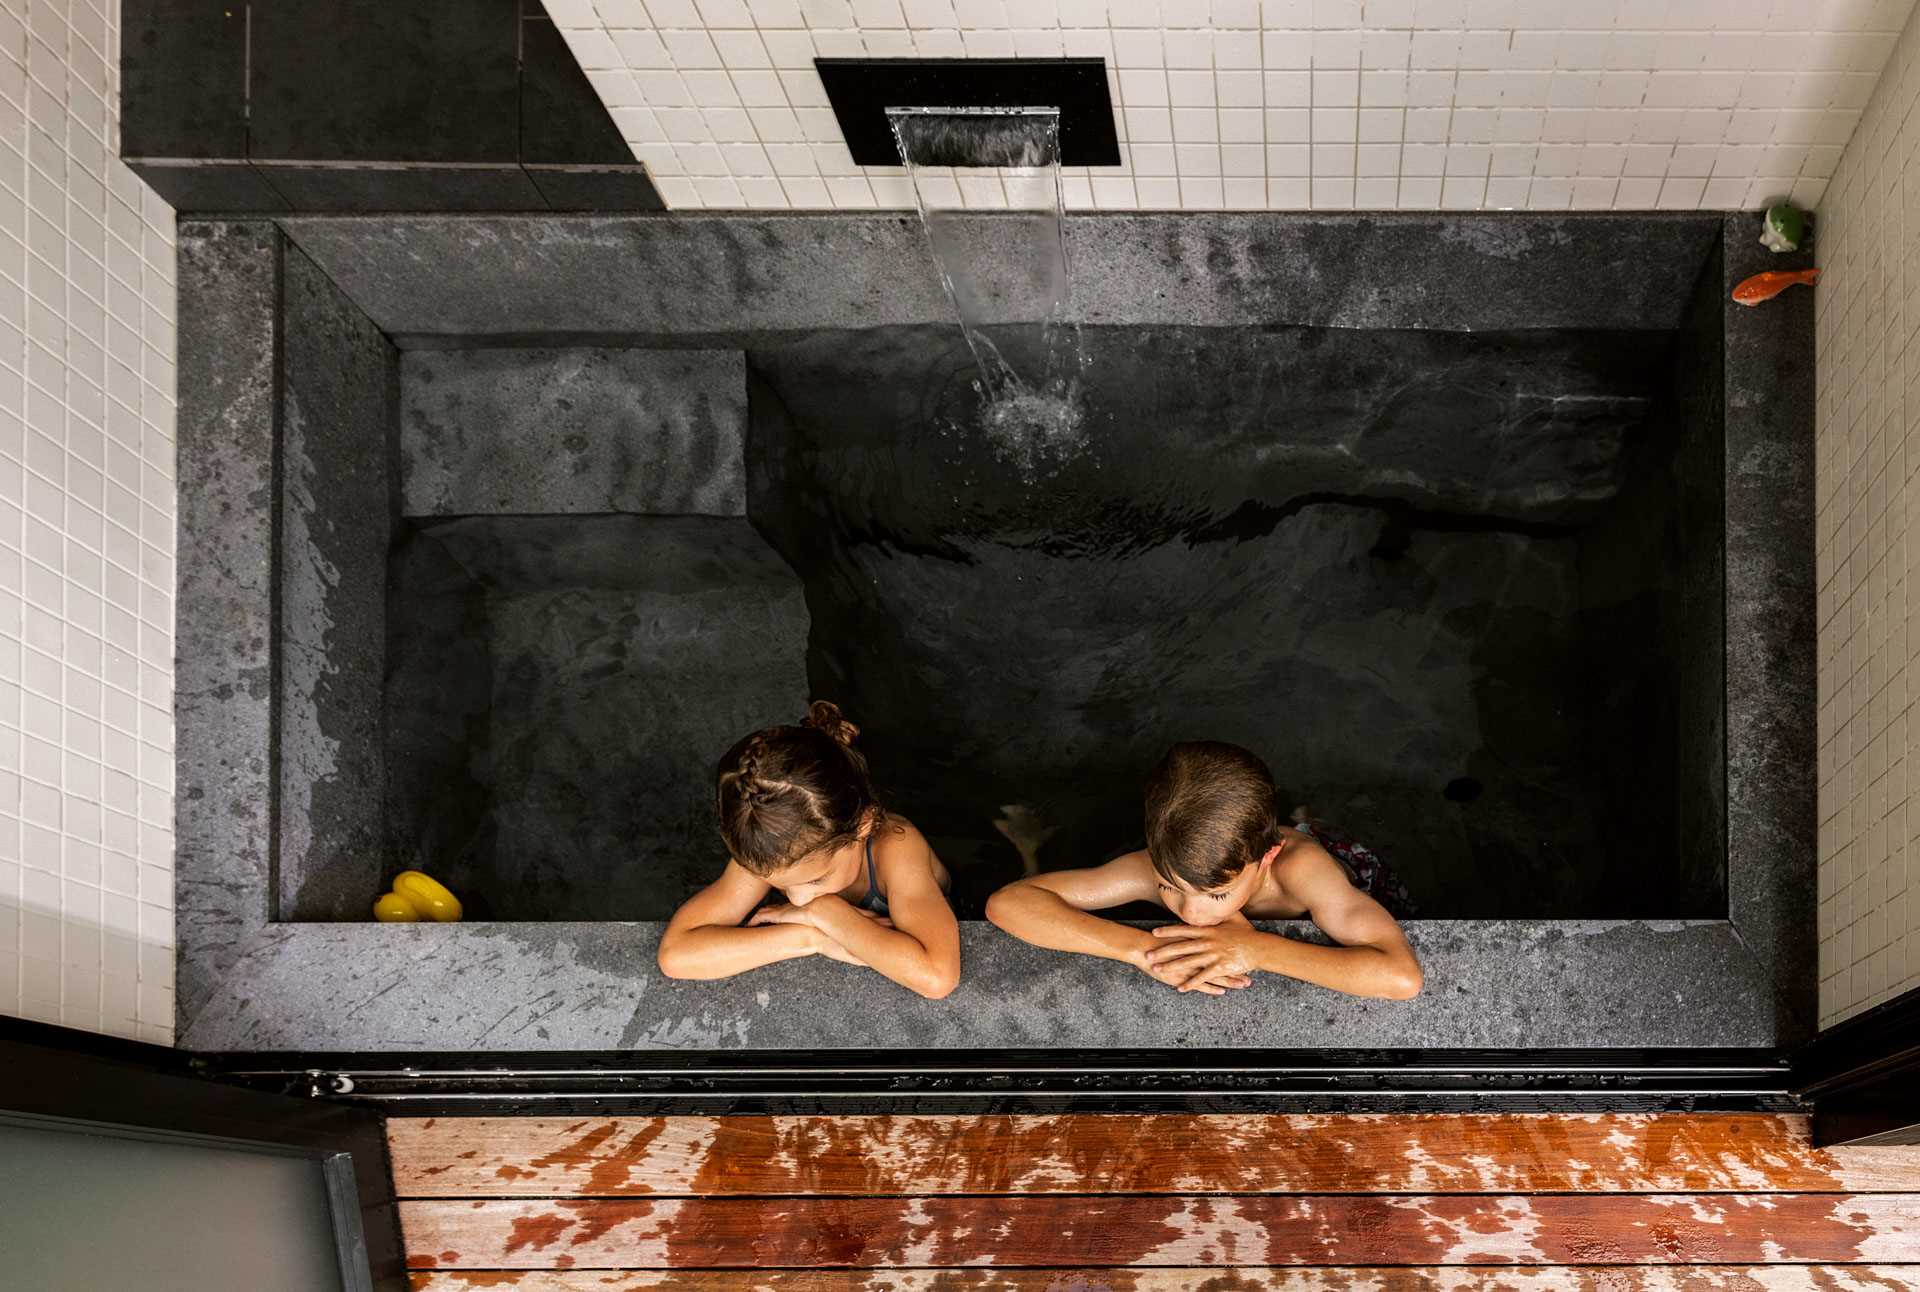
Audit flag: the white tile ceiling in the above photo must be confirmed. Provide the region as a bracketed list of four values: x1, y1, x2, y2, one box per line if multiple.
[540, 0, 1917, 210]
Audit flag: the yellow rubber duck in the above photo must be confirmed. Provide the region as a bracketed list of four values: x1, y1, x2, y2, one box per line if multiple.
[373, 870, 463, 922]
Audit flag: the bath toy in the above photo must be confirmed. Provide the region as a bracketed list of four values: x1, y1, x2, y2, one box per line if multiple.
[373, 870, 463, 922]
[1732, 268, 1819, 307]
[1759, 202, 1808, 253]
[373, 892, 419, 922]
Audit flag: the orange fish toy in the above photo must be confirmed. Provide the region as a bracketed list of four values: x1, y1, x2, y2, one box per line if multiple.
[1732, 268, 1819, 306]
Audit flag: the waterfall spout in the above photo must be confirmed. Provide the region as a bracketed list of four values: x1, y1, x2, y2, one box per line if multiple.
[888, 106, 1087, 482]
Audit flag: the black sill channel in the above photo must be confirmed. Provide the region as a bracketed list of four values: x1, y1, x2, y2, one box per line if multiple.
[199, 1046, 1798, 1116]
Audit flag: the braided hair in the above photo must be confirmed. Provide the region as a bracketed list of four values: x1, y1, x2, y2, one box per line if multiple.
[716, 701, 880, 876]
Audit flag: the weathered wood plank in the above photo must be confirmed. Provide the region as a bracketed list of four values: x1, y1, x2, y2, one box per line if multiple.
[387, 1114, 1920, 1198]
[407, 1270, 1920, 1291]
[399, 1194, 1920, 1269]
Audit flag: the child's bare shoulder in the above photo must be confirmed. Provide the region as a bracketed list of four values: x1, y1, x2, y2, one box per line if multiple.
[1272, 830, 1349, 886]
[873, 816, 953, 890]
[871, 821, 944, 871]
[873, 815, 934, 859]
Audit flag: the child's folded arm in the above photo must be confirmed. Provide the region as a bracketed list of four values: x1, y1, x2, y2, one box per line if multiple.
[802, 867, 960, 1000]
[1147, 913, 1419, 1000]
[657, 862, 823, 980]
[1160, 854, 1419, 1000]
[656, 919, 825, 979]
[1241, 929, 1422, 1000]
[1283, 851, 1423, 999]
[984, 857, 1161, 968]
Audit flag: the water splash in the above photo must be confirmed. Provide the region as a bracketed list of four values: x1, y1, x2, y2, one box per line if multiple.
[889, 107, 1089, 481]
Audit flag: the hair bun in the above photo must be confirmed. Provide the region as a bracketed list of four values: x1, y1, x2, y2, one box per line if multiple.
[802, 700, 859, 748]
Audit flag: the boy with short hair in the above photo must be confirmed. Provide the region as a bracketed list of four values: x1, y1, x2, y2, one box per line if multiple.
[984, 740, 1423, 999]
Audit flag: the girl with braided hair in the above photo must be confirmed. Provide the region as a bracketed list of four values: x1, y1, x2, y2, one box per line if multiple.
[656, 701, 959, 998]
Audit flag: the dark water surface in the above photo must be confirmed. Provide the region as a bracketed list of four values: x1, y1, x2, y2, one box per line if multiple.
[385, 324, 1725, 921]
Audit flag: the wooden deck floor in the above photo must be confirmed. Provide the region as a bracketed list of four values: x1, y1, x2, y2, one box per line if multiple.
[391, 1113, 1920, 1289]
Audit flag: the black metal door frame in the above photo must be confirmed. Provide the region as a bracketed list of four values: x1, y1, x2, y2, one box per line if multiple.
[0, 1017, 405, 1292]
[1791, 985, 1920, 1146]
[12, 999, 1909, 1158]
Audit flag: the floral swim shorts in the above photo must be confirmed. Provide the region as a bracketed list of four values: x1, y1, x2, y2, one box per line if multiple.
[1291, 818, 1419, 919]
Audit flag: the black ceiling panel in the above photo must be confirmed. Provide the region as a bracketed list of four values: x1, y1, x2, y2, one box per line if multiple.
[816, 58, 1121, 167]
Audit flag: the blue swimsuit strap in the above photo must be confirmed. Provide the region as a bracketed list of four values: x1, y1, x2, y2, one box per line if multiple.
[863, 834, 881, 910]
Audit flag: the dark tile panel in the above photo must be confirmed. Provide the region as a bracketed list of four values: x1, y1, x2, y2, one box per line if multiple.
[127, 0, 658, 214]
[524, 165, 666, 212]
[125, 0, 655, 215]
[247, 0, 522, 164]
[519, 13, 634, 166]
[253, 163, 551, 212]
[124, 160, 292, 214]
[120, 0, 248, 159]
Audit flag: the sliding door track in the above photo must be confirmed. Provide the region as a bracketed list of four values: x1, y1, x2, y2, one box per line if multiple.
[199, 1047, 1798, 1115]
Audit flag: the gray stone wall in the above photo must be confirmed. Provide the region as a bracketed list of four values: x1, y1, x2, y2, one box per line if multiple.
[382, 515, 808, 920]
[1722, 213, 1819, 1044]
[280, 212, 1721, 343]
[176, 917, 1781, 1053]
[399, 349, 746, 517]
[174, 222, 280, 1016]
[278, 247, 398, 921]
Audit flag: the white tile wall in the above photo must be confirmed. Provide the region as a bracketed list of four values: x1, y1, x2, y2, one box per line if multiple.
[1816, 0, 1920, 1029]
[0, 0, 177, 1044]
[0, 0, 1896, 1045]
[544, 0, 1915, 211]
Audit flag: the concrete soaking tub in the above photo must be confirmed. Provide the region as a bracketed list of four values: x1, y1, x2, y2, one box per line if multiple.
[173, 212, 1814, 1053]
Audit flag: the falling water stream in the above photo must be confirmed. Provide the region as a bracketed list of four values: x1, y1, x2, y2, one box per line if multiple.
[888, 107, 1089, 480]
